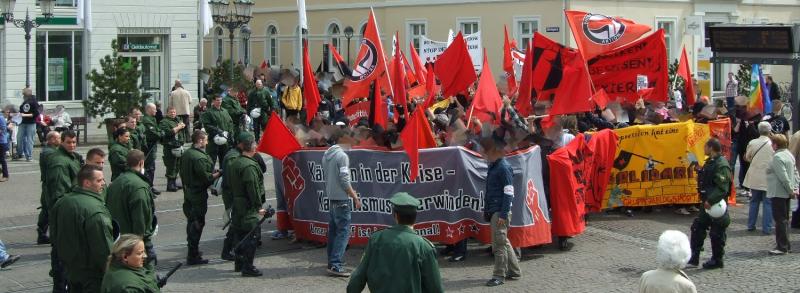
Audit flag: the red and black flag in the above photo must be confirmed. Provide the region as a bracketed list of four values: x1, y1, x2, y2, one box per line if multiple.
[328, 43, 352, 78]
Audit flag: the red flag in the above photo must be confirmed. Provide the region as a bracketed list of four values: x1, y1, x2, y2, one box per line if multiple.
[257, 113, 301, 159]
[345, 101, 371, 127]
[548, 43, 594, 116]
[409, 42, 427, 86]
[369, 81, 388, 129]
[588, 30, 669, 103]
[515, 43, 534, 117]
[423, 62, 437, 108]
[329, 43, 352, 77]
[503, 25, 518, 95]
[531, 33, 568, 101]
[343, 11, 389, 105]
[260, 60, 268, 70]
[400, 106, 437, 183]
[590, 88, 610, 109]
[302, 41, 321, 124]
[585, 129, 618, 212]
[392, 32, 408, 108]
[677, 46, 696, 106]
[547, 134, 588, 237]
[468, 51, 503, 125]
[565, 10, 652, 61]
[433, 32, 477, 98]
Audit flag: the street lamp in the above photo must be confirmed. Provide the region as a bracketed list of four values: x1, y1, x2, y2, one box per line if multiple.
[2, 0, 56, 88]
[240, 25, 251, 66]
[343, 26, 354, 65]
[209, 0, 254, 83]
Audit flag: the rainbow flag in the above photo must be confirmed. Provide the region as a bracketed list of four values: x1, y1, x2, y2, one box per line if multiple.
[747, 64, 772, 114]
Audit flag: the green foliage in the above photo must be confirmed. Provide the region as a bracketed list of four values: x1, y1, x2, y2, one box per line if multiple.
[205, 59, 254, 95]
[736, 64, 751, 96]
[667, 59, 685, 91]
[84, 40, 149, 123]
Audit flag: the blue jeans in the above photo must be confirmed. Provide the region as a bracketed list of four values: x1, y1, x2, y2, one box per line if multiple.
[327, 199, 352, 269]
[0, 240, 8, 262]
[748, 189, 773, 233]
[16, 123, 35, 159]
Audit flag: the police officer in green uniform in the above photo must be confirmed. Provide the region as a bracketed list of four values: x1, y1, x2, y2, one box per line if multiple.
[221, 88, 246, 140]
[180, 130, 221, 265]
[219, 138, 244, 261]
[160, 106, 186, 192]
[228, 132, 266, 277]
[248, 80, 276, 142]
[106, 150, 158, 270]
[100, 234, 160, 293]
[126, 115, 146, 152]
[50, 164, 114, 293]
[44, 130, 81, 293]
[36, 130, 60, 245]
[141, 103, 163, 195]
[347, 192, 444, 293]
[108, 128, 132, 182]
[200, 94, 234, 169]
[689, 138, 732, 270]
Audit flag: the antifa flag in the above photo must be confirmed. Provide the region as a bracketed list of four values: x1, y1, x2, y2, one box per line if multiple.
[503, 25, 518, 95]
[565, 10, 652, 61]
[613, 150, 635, 170]
[587, 29, 668, 103]
[529, 33, 594, 115]
[531, 32, 566, 100]
[368, 81, 388, 129]
[343, 10, 390, 105]
[328, 43, 352, 78]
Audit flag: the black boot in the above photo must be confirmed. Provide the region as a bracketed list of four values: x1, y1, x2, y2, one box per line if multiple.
[221, 231, 236, 261]
[687, 253, 699, 267]
[241, 265, 262, 277]
[187, 249, 209, 265]
[166, 179, 178, 192]
[151, 187, 161, 196]
[241, 249, 262, 277]
[36, 229, 50, 245]
[702, 258, 723, 269]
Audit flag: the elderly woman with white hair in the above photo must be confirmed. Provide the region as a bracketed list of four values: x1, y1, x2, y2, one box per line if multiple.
[639, 230, 697, 293]
[744, 121, 775, 234]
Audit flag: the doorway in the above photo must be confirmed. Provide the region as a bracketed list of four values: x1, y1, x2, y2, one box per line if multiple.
[118, 35, 167, 105]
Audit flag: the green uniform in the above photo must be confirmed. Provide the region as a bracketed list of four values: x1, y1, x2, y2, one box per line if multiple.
[247, 87, 276, 141]
[200, 107, 234, 168]
[228, 154, 265, 273]
[128, 125, 146, 152]
[690, 154, 732, 265]
[50, 187, 114, 292]
[347, 225, 444, 293]
[141, 114, 162, 185]
[221, 94, 245, 129]
[43, 146, 82, 210]
[109, 141, 131, 181]
[179, 146, 216, 256]
[37, 145, 57, 236]
[100, 261, 160, 293]
[159, 117, 185, 180]
[106, 170, 155, 248]
[221, 148, 241, 209]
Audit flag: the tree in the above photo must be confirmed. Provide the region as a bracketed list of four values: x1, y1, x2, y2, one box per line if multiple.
[205, 60, 254, 96]
[667, 59, 684, 91]
[736, 64, 751, 96]
[84, 39, 149, 122]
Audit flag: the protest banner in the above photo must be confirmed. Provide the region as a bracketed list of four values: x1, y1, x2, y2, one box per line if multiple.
[602, 120, 731, 208]
[420, 32, 482, 71]
[273, 146, 552, 247]
[344, 101, 370, 127]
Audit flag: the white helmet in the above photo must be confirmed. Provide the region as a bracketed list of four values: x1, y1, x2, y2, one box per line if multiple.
[250, 108, 262, 119]
[211, 176, 223, 195]
[705, 200, 727, 218]
[214, 134, 228, 145]
[171, 146, 185, 157]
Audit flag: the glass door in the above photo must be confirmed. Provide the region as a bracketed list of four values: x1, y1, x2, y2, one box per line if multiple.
[140, 56, 162, 103]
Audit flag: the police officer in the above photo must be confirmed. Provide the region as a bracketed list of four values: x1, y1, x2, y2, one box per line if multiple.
[142, 103, 163, 195]
[100, 234, 160, 293]
[160, 106, 186, 192]
[126, 115, 145, 152]
[222, 88, 246, 139]
[248, 80, 276, 142]
[108, 128, 131, 181]
[106, 150, 158, 271]
[36, 130, 60, 245]
[180, 130, 221, 265]
[347, 192, 444, 293]
[200, 94, 234, 169]
[220, 136, 245, 261]
[50, 164, 114, 292]
[689, 138, 732, 270]
[228, 132, 266, 277]
[43, 130, 81, 293]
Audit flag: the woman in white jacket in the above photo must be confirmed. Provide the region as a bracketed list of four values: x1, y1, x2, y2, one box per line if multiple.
[744, 122, 774, 234]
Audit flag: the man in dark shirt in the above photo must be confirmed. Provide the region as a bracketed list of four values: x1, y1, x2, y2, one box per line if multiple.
[17, 88, 39, 161]
[765, 100, 790, 137]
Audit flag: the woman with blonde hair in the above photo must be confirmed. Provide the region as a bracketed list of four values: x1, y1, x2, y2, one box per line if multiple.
[100, 234, 160, 292]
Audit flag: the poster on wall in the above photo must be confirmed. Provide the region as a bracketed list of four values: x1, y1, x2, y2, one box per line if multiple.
[696, 47, 712, 98]
[419, 31, 482, 71]
[48, 58, 66, 92]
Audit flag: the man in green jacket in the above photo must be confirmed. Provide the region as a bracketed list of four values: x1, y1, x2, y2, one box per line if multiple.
[219, 137, 244, 261]
[180, 130, 221, 265]
[108, 128, 131, 182]
[36, 130, 60, 245]
[689, 138, 732, 270]
[222, 88, 246, 140]
[200, 94, 234, 169]
[50, 164, 114, 293]
[347, 192, 444, 293]
[228, 132, 266, 277]
[160, 106, 186, 192]
[126, 114, 146, 151]
[44, 130, 81, 293]
[106, 150, 158, 270]
[141, 103, 163, 195]
[248, 80, 276, 142]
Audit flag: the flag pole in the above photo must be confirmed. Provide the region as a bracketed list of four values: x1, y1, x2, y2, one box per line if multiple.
[370, 7, 395, 103]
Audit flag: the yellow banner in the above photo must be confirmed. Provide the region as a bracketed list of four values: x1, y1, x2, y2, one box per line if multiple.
[603, 121, 710, 209]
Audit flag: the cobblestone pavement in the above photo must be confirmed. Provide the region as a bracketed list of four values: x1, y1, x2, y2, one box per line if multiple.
[1, 145, 799, 292]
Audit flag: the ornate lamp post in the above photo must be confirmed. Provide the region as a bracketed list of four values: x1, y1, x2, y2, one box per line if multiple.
[2, 0, 56, 87]
[343, 26, 354, 64]
[209, 0, 253, 83]
[240, 25, 251, 66]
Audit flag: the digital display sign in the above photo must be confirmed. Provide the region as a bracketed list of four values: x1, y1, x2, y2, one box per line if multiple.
[709, 26, 796, 54]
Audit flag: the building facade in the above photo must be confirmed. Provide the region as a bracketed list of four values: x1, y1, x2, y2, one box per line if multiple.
[0, 0, 200, 118]
[203, 0, 799, 98]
